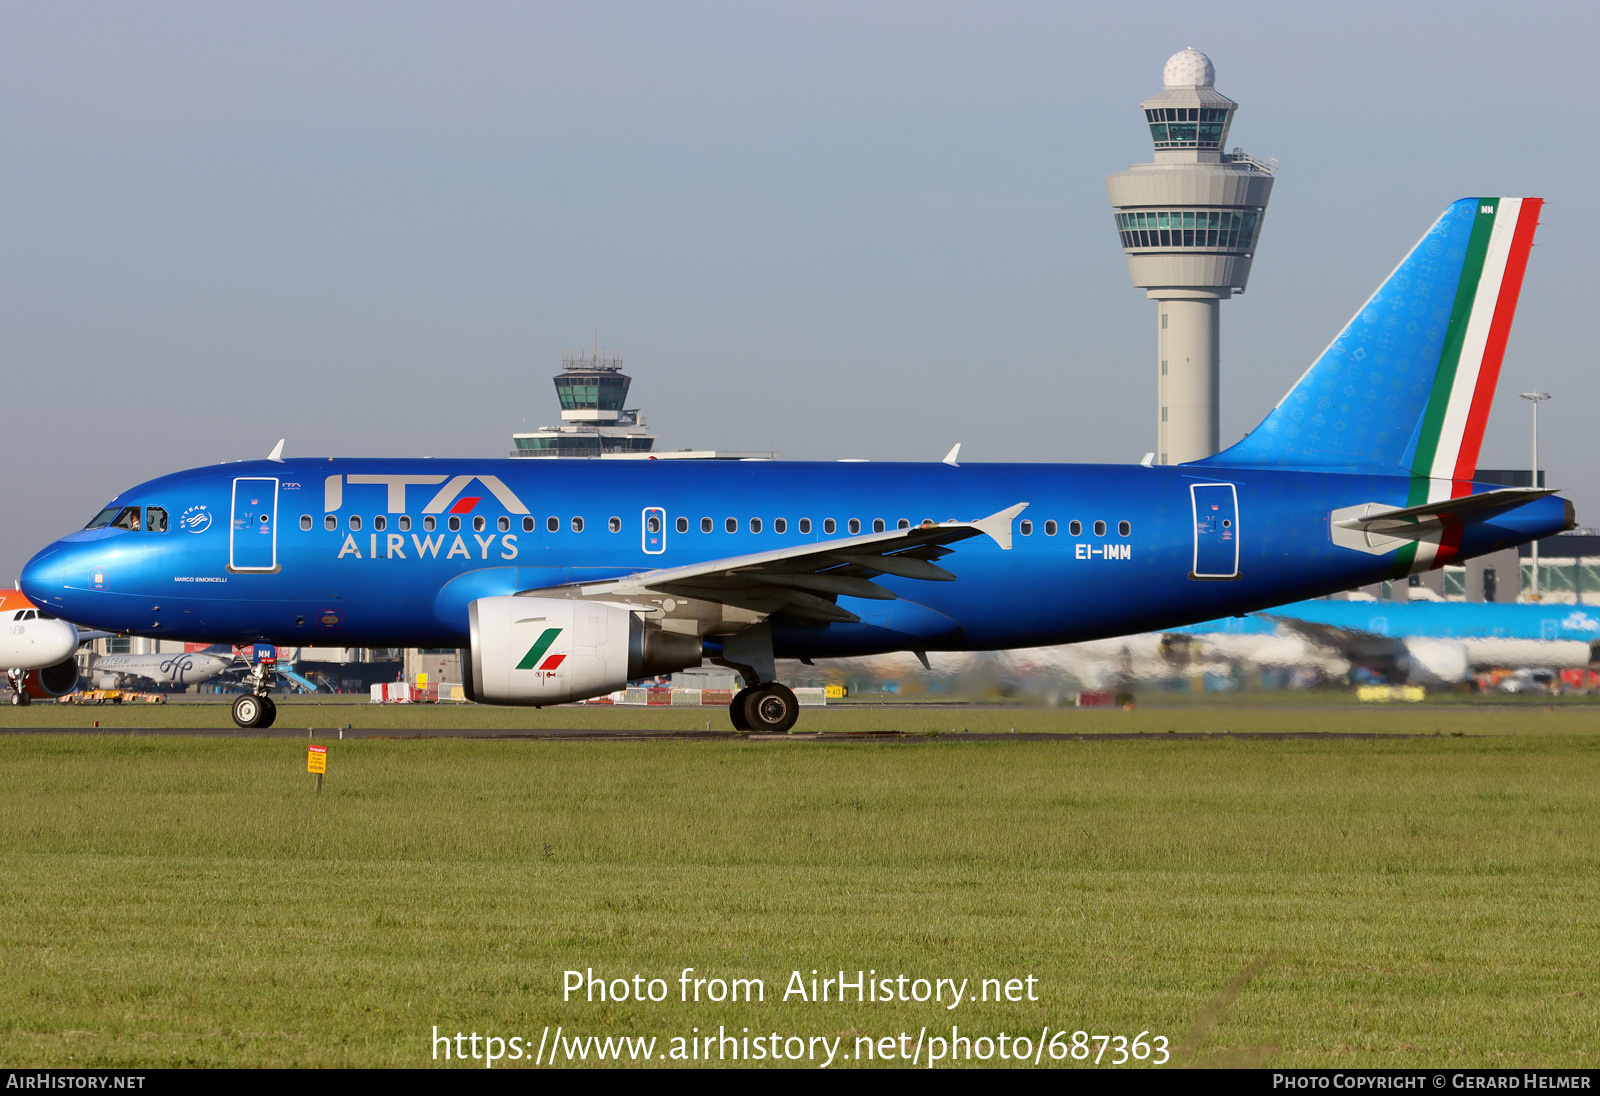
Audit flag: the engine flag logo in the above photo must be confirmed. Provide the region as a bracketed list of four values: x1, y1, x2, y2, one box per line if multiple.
[516, 627, 566, 671]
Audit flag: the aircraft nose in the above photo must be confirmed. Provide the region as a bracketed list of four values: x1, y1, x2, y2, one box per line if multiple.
[20, 544, 74, 609]
[39, 620, 80, 666]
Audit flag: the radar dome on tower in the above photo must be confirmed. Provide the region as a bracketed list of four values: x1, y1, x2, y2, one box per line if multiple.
[1163, 48, 1214, 88]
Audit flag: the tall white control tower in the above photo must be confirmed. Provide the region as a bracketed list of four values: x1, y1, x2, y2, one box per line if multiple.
[1106, 48, 1275, 465]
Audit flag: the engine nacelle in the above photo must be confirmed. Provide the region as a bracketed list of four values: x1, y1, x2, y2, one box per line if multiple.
[465, 596, 703, 705]
[22, 658, 81, 699]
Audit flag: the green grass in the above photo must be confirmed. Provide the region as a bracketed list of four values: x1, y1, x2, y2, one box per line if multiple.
[1, 726, 1597, 1068]
[9, 694, 1600, 736]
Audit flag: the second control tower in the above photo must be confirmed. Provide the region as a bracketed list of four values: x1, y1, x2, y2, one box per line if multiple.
[1106, 48, 1274, 465]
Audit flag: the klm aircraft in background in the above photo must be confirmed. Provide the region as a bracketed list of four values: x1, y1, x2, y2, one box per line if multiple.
[20, 198, 1572, 732]
[1168, 598, 1600, 685]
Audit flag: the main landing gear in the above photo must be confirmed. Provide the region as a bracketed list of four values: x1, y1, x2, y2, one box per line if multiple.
[728, 682, 800, 734]
[713, 624, 801, 734]
[231, 658, 278, 729]
[6, 670, 30, 706]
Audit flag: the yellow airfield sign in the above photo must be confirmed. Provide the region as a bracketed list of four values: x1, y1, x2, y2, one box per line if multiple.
[307, 744, 327, 774]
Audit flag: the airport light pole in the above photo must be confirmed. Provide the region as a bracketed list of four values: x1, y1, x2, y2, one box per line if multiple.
[1521, 391, 1551, 599]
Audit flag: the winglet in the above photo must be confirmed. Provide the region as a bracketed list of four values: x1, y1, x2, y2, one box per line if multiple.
[971, 502, 1028, 550]
[943, 443, 961, 467]
[267, 439, 286, 463]
[1140, 452, 1155, 467]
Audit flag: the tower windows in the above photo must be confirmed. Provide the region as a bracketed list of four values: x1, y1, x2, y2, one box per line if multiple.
[1115, 209, 1260, 251]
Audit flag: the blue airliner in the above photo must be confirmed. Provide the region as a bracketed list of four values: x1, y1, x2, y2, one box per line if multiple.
[19, 198, 1573, 731]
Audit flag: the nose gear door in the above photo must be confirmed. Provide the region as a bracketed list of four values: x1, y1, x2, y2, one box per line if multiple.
[230, 477, 280, 573]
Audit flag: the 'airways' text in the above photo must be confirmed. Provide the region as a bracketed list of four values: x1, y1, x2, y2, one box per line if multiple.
[337, 533, 519, 561]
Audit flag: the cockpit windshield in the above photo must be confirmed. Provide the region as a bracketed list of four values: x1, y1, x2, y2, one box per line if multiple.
[85, 507, 122, 530]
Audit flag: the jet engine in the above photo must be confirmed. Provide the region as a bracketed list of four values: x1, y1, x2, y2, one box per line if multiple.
[465, 596, 703, 705]
[1396, 639, 1471, 685]
[21, 657, 81, 699]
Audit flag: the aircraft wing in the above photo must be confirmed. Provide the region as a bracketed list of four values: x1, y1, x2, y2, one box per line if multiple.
[1258, 614, 1403, 658]
[522, 502, 1028, 624]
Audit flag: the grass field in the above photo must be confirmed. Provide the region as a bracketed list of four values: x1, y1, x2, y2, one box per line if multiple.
[1, 705, 1597, 1068]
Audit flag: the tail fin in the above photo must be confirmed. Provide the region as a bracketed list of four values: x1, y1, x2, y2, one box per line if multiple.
[1201, 197, 1542, 475]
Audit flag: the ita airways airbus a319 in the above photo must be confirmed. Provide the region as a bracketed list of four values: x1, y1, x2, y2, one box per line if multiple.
[0, 588, 82, 705]
[20, 198, 1574, 732]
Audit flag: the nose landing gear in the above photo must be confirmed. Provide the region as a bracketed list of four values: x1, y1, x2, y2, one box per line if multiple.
[230, 658, 279, 729]
[6, 669, 30, 706]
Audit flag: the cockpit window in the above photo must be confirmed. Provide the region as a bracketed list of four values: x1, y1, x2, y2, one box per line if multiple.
[10, 610, 23, 621]
[36, 610, 56, 620]
[85, 507, 121, 530]
[145, 507, 168, 532]
[111, 507, 141, 531]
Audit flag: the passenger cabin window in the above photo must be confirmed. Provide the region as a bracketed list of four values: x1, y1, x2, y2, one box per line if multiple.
[1045, 520, 1057, 536]
[399, 516, 412, 532]
[701, 517, 713, 533]
[1118, 520, 1131, 536]
[823, 519, 836, 534]
[750, 518, 762, 534]
[300, 515, 312, 531]
[799, 518, 812, 534]
[774, 518, 787, 534]
[472, 516, 485, 532]
[898, 519, 910, 530]
[498, 516, 510, 532]
[872, 519, 885, 533]
[374, 516, 387, 532]
[648, 515, 662, 534]
[725, 518, 737, 533]
[571, 517, 584, 533]
[523, 517, 535, 532]
[145, 507, 168, 532]
[609, 516, 622, 533]
[1069, 520, 1082, 536]
[547, 517, 559, 533]
[424, 516, 437, 532]
[1020, 520, 1033, 535]
[324, 515, 337, 531]
[1094, 520, 1107, 536]
[675, 517, 688, 534]
[349, 515, 362, 531]
[448, 516, 460, 532]
[848, 519, 861, 534]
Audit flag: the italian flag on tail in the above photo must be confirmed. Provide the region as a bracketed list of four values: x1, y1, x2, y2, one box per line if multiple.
[1394, 196, 1543, 576]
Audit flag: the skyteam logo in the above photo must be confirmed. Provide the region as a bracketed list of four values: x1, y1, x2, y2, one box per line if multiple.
[179, 505, 212, 533]
[517, 628, 566, 680]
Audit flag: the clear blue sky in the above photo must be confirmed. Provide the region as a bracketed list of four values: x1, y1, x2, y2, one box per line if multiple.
[3, 0, 1594, 580]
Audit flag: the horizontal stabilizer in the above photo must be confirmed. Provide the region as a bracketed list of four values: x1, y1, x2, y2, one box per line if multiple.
[1330, 487, 1553, 555]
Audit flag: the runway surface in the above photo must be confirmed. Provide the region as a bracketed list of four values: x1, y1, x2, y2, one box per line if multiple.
[0, 726, 1433, 741]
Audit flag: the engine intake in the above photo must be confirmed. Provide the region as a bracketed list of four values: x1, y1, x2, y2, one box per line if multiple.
[26, 657, 81, 698]
[465, 596, 702, 705]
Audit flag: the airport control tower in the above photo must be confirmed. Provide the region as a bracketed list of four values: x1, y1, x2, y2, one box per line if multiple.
[1106, 48, 1275, 465]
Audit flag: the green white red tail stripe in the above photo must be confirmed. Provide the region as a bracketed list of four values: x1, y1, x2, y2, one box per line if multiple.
[1395, 197, 1542, 575]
